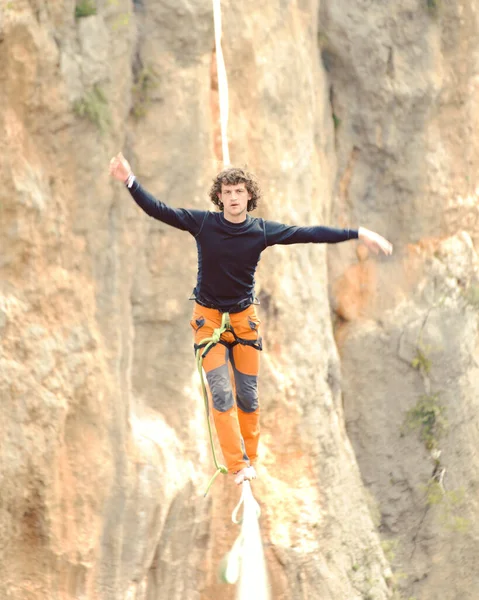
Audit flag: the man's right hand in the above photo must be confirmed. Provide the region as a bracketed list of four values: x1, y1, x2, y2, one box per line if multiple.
[109, 152, 132, 183]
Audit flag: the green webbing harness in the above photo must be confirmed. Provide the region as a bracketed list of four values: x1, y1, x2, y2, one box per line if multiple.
[196, 312, 231, 496]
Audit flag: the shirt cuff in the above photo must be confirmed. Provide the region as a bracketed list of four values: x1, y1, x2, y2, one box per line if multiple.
[125, 173, 136, 189]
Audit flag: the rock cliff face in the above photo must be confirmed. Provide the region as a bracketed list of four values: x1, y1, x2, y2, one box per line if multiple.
[1, 1, 477, 600]
[322, 1, 479, 598]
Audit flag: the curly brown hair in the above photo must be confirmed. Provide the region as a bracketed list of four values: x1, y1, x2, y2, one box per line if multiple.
[209, 167, 261, 212]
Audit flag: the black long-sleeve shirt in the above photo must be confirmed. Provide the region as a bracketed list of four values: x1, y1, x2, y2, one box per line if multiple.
[129, 180, 358, 312]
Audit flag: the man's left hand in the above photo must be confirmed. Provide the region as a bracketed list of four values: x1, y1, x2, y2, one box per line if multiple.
[358, 227, 393, 256]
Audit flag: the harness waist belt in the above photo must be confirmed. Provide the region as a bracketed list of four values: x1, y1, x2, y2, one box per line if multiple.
[191, 294, 259, 314]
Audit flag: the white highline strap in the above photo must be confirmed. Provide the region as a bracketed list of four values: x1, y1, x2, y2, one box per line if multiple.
[223, 482, 270, 600]
[212, 0, 231, 166]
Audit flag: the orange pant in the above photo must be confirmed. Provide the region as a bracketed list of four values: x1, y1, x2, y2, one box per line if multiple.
[190, 302, 261, 473]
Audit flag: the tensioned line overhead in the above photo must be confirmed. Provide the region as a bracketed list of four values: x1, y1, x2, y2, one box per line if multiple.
[212, 0, 231, 165]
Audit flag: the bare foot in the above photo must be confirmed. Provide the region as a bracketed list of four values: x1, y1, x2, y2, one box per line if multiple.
[234, 466, 257, 485]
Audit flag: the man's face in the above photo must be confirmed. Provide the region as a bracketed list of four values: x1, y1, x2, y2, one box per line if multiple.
[218, 182, 251, 222]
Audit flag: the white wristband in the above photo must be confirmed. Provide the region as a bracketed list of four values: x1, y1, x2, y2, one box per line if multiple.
[125, 173, 136, 188]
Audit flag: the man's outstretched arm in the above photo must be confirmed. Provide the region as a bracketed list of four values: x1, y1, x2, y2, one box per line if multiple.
[109, 152, 206, 235]
[264, 221, 393, 256]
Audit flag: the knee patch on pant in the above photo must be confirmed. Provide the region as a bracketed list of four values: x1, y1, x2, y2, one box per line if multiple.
[206, 365, 234, 412]
[235, 372, 259, 413]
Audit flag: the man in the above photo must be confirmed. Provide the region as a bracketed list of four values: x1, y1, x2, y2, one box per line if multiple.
[109, 153, 393, 485]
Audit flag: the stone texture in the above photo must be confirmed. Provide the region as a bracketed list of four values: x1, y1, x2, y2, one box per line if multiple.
[2, 0, 479, 599]
[336, 235, 479, 599]
[322, 0, 479, 597]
